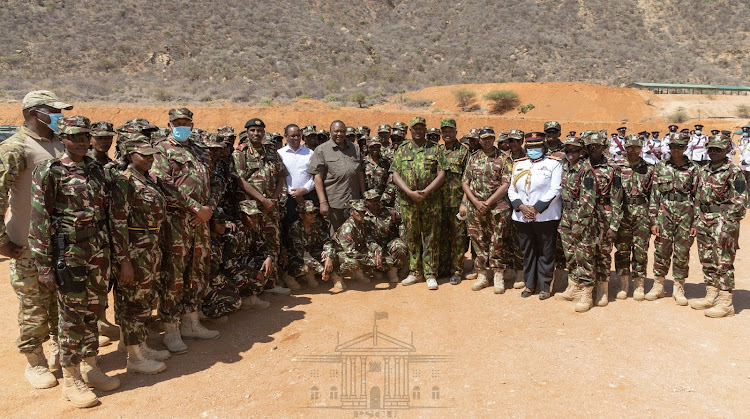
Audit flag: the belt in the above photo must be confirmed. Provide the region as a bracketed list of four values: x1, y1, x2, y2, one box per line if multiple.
[625, 196, 647, 205]
[664, 192, 690, 202]
[562, 201, 579, 210]
[700, 204, 724, 213]
[128, 226, 161, 233]
[59, 220, 105, 244]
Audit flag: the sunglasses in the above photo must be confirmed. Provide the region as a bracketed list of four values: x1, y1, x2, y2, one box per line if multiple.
[564, 148, 583, 154]
[669, 144, 687, 149]
[707, 147, 725, 153]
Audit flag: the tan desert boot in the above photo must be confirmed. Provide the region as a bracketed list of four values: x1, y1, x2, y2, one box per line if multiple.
[126, 344, 166, 375]
[162, 322, 188, 354]
[555, 281, 579, 301]
[673, 280, 688, 306]
[24, 345, 57, 389]
[62, 364, 97, 408]
[493, 270, 506, 294]
[241, 294, 270, 310]
[616, 275, 629, 300]
[180, 311, 220, 341]
[632, 277, 645, 301]
[140, 342, 171, 361]
[80, 356, 120, 391]
[575, 285, 594, 313]
[596, 281, 609, 307]
[471, 271, 490, 291]
[645, 276, 666, 300]
[705, 290, 735, 318]
[689, 285, 719, 310]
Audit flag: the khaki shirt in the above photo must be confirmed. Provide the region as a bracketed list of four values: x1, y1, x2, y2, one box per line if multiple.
[308, 140, 363, 209]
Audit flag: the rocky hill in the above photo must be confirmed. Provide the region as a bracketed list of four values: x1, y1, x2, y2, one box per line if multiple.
[1, 0, 747, 103]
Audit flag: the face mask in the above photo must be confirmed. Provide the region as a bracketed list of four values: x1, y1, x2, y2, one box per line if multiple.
[527, 148, 543, 160]
[171, 126, 192, 142]
[695, 130, 702, 135]
[37, 112, 64, 133]
[743, 132, 749, 137]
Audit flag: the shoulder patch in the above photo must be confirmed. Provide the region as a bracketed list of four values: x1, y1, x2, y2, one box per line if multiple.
[735, 179, 746, 194]
[584, 177, 594, 190]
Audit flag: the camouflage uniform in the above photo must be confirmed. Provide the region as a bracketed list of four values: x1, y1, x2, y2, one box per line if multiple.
[287, 208, 331, 277]
[0, 125, 63, 353]
[389, 119, 447, 278]
[364, 137, 389, 196]
[462, 146, 514, 271]
[504, 130, 526, 272]
[438, 122, 470, 277]
[29, 117, 110, 367]
[326, 203, 381, 275]
[202, 227, 242, 319]
[224, 200, 271, 298]
[150, 109, 212, 323]
[363, 191, 408, 271]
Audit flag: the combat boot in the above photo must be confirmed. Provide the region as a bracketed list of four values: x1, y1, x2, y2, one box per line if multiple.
[24, 345, 57, 389]
[282, 273, 302, 291]
[180, 311, 220, 341]
[633, 277, 645, 301]
[140, 342, 171, 361]
[690, 285, 719, 310]
[471, 271, 490, 291]
[595, 281, 609, 307]
[513, 270, 525, 289]
[162, 322, 188, 354]
[705, 290, 735, 318]
[351, 268, 370, 284]
[616, 275, 629, 300]
[493, 270, 506, 294]
[388, 267, 400, 283]
[48, 336, 61, 372]
[332, 271, 346, 290]
[401, 272, 423, 286]
[241, 294, 270, 310]
[465, 269, 478, 281]
[372, 270, 387, 282]
[555, 281, 579, 301]
[645, 276, 666, 300]
[574, 285, 594, 313]
[98, 335, 111, 347]
[673, 280, 688, 306]
[61, 364, 97, 408]
[303, 271, 319, 287]
[97, 318, 120, 339]
[80, 356, 120, 391]
[126, 345, 166, 375]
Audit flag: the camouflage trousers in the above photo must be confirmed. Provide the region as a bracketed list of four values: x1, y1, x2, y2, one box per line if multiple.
[336, 250, 378, 275]
[400, 198, 441, 278]
[653, 203, 694, 280]
[375, 238, 408, 270]
[57, 232, 110, 367]
[232, 254, 270, 298]
[558, 214, 579, 282]
[570, 217, 599, 286]
[593, 206, 614, 283]
[466, 206, 512, 271]
[287, 250, 326, 278]
[159, 212, 210, 323]
[114, 237, 160, 346]
[614, 206, 651, 280]
[504, 220, 524, 271]
[438, 205, 467, 276]
[10, 249, 58, 353]
[201, 272, 242, 318]
[261, 206, 280, 287]
[696, 216, 737, 291]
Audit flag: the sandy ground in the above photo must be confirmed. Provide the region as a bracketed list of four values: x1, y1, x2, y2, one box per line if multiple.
[1, 217, 750, 417]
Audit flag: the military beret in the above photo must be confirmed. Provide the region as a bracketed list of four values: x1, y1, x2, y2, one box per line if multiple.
[563, 136, 584, 147]
[508, 129, 525, 140]
[479, 128, 495, 139]
[58, 115, 91, 135]
[706, 135, 730, 149]
[298, 200, 318, 213]
[121, 134, 158, 155]
[244, 118, 265, 129]
[239, 200, 262, 216]
[544, 121, 561, 132]
[410, 116, 426, 127]
[624, 134, 643, 148]
[377, 124, 391, 133]
[345, 127, 356, 136]
[525, 131, 546, 146]
[440, 118, 457, 129]
[90, 121, 116, 137]
[363, 189, 380, 200]
[349, 199, 367, 212]
[393, 121, 408, 131]
[427, 128, 441, 137]
[168, 108, 193, 122]
[22, 90, 73, 110]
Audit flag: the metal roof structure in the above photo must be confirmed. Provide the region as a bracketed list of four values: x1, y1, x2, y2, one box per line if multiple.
[630, 82, 750, 93]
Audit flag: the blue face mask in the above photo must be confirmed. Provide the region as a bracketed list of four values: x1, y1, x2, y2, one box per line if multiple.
[527, 148, 543, 160]
[744, 132, 749, 137]
[172, 126, 192, 142]
[37, 112, 64, 133]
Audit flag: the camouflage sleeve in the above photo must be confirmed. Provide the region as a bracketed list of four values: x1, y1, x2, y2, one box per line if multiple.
[288, 223, 306, 260]
[389, 147, 403, 174]
[381, 174, 397, 203]
[150, 151, 202, 213]
[323, 240, 336, 258]
[232, 150, 247, 179]
[578, 166, 598, 224]
[437, 143, 448, 171]
[0, 143, 26, 247]
[722, 168, 747, 237]
[648, 164, 661, 226]
[28, 163, 57, 274]
[207, 173, 226, 209]
[108, 172, 131, 265]
[609, 165, 624, 232]
[336, 223, 357, 259]
[461, 154, 473, 185]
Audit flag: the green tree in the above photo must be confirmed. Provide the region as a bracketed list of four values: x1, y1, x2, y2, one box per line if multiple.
[484, 90, 520, 114]
[349, 91, 367, 108]
[453, 88, 477, 112]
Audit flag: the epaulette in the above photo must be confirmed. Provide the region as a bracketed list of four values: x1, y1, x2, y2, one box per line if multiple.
[547, 155, 563, 162]
[514, 156, 530, 163]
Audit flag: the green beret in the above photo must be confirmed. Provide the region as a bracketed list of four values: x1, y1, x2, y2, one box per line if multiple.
[239, 200, 261, 216]
[58, 115, 91, 135]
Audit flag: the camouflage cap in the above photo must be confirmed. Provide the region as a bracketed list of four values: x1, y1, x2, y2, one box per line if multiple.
[58, 115, 91, 135]
[90, 121, 116, 137]
[317, 129, 330, 139]
[584, 132, 606, 146]
[271, 132, 283, 141]
[671, 132, 691, 146]
[497, 131, 509, 143]
[121, 134, 158, 155]
[212, 207, 229, 222]
[544, 121, 561, 132]
[168, 107, 193, 122]
[298, 200, 318, 213]
[345, 127, 356, 136]
[125, 118, 153, 127]
[22, 90, 73, 110]
[410, 116, 426, 127]
[349, 199, 367, 212]
[239, 200, 261, 216]
[377, 124, 391, 133]
[427, 127, 441, 137]
[363, 189, 380, 200]
[479, 128, 496, 139]
[356, 126, 371, 136]
[466, 129, 480, 140]
[390, 129, 405, 139]
[262, 133, 274, 145]
[624, 134, 643, 148]
[393, 121, 408, 131]
[204, 138, 226, 148]
[563, 136, 584, 147]
[440, 118, 457, 129]
[302, 125, 317, 137]
[217, 126, 236, 138]
[508, 129, 525, 140]
[367, 136, 382, 147]
[707, 134, 731, 149]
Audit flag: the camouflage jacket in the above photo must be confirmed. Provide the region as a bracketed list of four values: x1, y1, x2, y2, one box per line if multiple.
[232, 144, 286, 198]
[442, 142, 470, 208]
[365, 156, 389, 196]
[586, 156, 624, 233]
[364, 206, 401, 245]
[389, 139, 447, 202]
[288, 218, 330, 261]
[561, 158, 597, 223]
[150, 137, 211, 214]
[693, 160, 746, 237]
[649, 158, 698, 225]
[381, 145, 395, 168]
[29, 154, 109, 273]
[222, 228, 270, 272]
[462, 147, 513, 213]
[329, 217, 381, 259]
[619, 158, 653, 215]
[109, 166, 167, 265]
[86, 149, 112, 166]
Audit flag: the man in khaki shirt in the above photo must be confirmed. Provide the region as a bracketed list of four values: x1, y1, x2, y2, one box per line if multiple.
[0, 91, 69, 389]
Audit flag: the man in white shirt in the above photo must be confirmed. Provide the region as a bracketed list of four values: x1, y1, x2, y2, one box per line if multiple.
[609, 127, 627, 162]
[278, 124, 316, 236]
[687, 124, 709, 166]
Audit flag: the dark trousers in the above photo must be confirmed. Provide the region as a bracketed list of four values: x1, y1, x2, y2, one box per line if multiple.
[514, 220, 559, 293]
[328, 207, 350, 236]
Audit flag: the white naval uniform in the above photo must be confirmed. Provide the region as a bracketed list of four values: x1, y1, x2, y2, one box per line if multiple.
[508, 156, 563, 222]
[642, 137, 668, 165]
[739, 135, 750, 172]
[687, 133, 709, 163]
[609, 136, 626, 162]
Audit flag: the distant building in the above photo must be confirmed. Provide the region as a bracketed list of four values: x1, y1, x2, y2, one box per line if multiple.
[629, 82, 750, 95]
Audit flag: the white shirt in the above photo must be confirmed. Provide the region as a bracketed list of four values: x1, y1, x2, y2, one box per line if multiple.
[278, 144, 315, 194]
[508, 156, 563, 223]
[609, 136, 626, 162]
[687, 134, 709, 162]
[739, 135, 750, 171]
[642, 138, 669, 165]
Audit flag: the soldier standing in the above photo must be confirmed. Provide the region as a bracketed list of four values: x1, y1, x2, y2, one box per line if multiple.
[390, 117, 447, 290]
[647, 132, 698, 304]
[0, 90, 68, 389]
[504, 129, 526, 286]
[613, 135, 653, 300]
[364, 136, 389, 196]
[689, 135, 746, 317]
[377, 124, 393, 165]
[87, 121, 115, 165]
[29, 116, 120, 408]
